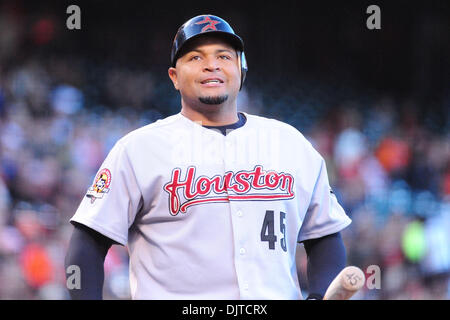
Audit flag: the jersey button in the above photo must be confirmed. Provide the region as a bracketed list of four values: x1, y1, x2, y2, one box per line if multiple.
[243, 283, 249, 290]
[239, 248, 246, 255]
[237, 210, 243, 217]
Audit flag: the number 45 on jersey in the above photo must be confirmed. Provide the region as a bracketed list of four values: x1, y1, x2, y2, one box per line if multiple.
[260, 210, 287, 252]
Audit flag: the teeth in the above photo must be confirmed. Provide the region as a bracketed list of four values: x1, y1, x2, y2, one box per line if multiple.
[204, 80, 220, 83]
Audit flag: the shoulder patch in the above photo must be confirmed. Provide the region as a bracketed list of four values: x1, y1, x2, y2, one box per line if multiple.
[86, 168, 111, 203]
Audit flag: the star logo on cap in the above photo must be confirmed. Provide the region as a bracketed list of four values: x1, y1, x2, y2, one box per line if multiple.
[195, 16, 221, 32]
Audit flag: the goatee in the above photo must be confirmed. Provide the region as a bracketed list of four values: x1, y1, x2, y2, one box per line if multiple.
[198, 95, 228, 105]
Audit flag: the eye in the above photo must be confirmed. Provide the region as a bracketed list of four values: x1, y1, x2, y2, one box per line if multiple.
[190, 55, 201, 61]
[219, 55, 232, 60]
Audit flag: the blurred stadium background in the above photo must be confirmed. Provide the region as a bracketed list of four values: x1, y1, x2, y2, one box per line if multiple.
[0, 0, 448, 299]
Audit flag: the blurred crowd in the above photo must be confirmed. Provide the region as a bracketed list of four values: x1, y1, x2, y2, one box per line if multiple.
[294, 95, 450, 300]
[0, 2, 449, 300]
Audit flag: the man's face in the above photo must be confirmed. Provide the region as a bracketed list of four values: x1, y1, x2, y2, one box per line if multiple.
[168, 36, 241, 107]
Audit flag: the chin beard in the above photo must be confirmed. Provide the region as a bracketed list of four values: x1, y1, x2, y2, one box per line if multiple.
[198, 95, 228, 105]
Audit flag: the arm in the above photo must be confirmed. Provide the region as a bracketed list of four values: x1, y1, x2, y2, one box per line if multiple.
[64, 222, 117, 299]
[302, 232, 346, 300]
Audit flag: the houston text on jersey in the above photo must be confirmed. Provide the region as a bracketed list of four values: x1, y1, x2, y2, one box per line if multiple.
[163, 165, 295, 215]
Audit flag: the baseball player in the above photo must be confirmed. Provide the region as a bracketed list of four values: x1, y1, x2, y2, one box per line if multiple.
[65, 14, 351, 300]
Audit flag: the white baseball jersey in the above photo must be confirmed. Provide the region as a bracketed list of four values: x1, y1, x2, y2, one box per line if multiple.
[70, 112, 351, 299]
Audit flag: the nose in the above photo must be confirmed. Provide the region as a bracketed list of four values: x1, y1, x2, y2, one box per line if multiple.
[203, 55, 220, 72]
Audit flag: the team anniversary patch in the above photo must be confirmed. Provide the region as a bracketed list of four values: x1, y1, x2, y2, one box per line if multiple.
[86, 168, 111, 203]
[164, 165, 295, 215]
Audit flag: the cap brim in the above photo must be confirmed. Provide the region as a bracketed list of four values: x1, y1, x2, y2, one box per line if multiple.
[172, 31, 244, 67]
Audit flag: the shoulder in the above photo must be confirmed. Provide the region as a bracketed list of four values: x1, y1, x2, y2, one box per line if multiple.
[116, 113, 183, 147]
[244, 112, 301, 134]
[243, 112, 314, 148]
[243, 112, 324, 163]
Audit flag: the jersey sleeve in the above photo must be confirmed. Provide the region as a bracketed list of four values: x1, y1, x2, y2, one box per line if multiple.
[297, 157, 351, 243]
[70, 140, 143, 246]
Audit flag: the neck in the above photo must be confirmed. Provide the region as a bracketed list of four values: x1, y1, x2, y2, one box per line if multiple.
[180, 99, 239, 126]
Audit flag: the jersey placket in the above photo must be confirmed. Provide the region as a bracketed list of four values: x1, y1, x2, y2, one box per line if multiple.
[222, 134, 253, 299]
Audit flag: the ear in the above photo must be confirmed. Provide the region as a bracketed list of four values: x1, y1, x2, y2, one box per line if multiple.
[168, 67, 179, 90]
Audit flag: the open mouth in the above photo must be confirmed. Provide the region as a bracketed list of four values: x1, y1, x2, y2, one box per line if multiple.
[200, 78, 224, 84]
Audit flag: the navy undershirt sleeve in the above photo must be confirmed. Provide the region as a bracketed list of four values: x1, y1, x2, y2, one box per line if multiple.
[65, 222, 117, 299]
[302, 232, 346, 300]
